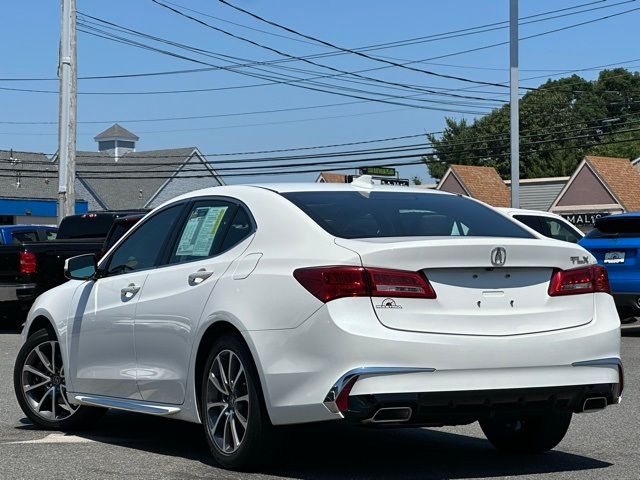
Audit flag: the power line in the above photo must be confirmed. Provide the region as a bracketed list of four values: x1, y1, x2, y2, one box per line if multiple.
[77, 13, 506, 105]
[0, 0, 615, 82]
[3, 132, 640, 179]
[155, 0, 515, 91]
[3, 2, 636, 104]
[5, 114, 640, 166]
[218, 0, 636, 89]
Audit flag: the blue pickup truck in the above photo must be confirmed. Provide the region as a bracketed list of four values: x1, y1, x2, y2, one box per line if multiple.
[0, 225, 57, 245]
[579, 212, 640, 324]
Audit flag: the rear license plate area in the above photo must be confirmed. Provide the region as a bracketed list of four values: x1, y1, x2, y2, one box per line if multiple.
[604, 251, 625, 264]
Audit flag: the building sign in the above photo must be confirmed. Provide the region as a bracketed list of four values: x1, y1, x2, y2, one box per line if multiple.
[360, 166, 396, 177]
[561, 212, 610, 226]
[380, 178, 410, 186]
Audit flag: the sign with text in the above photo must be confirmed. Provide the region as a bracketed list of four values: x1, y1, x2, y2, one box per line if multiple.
[359, 166, 396, 177]
[561, 212, 610, 226]
[380, 178, 410, 186]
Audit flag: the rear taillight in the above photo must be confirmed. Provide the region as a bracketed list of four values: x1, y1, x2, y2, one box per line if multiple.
[367, 268, 436, 298]
[293, 266, 436, 303]
[548, 265, 610, 296]
[19, 251, 37, 275]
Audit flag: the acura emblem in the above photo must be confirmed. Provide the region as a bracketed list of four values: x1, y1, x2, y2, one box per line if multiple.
[490, 247, 506, 266]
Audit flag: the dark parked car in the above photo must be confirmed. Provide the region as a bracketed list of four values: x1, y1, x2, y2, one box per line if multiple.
[579, 212, 640, 324]
[0, 211, 145, 326]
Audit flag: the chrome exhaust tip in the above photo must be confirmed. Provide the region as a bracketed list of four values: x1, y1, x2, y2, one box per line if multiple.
[369, 406, 412, 424]
[582, 396, 608, 413]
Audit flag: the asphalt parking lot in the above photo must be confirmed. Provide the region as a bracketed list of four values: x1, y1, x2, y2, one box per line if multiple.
[1, 328, 638, 480]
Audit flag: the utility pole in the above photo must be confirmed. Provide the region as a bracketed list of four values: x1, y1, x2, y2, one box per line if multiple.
[509, 0, 520, 208]
[57, 0, 77, 224]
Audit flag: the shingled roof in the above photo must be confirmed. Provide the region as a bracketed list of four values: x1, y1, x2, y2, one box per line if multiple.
[94, 124, 139, 141]
[438, 165, 511, 207]
[0, 150, 60, 200]
[49, 147, 223, 210]
[585, 156, 640, 211]
[316, 172, 348, 183]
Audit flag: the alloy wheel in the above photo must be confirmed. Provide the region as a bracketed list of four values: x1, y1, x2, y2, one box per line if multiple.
[21, 340, 78, 421]
[205, 349, 250, 455]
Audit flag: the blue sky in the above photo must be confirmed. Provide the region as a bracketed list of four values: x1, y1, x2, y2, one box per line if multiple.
[3, 0, 640, 184]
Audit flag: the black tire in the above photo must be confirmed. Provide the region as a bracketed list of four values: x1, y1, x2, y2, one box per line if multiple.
[480, 410, 572, 454]
[200, 334, 273, 470]
[13, 328, 106, 431]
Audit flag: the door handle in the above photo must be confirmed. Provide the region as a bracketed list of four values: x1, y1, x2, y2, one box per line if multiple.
[121, 283, 140, 298]
[188, 268, 214, 285]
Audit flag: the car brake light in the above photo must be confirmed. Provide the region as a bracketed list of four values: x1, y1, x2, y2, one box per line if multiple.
[19, 251, 37, 275]
[367, 267, 436, 298]
[548, 265, 610, 296]
[293, 266, 436, 303]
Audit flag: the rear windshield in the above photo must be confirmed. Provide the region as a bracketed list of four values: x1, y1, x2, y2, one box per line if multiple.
[586, 216, 640, 239]
[57, 214, 115, 239]
[281, 191, 533, 239]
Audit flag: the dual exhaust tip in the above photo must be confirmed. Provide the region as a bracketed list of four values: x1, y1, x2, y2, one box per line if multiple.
[366, 396, 608, 423]
[369, 406, 412, 424]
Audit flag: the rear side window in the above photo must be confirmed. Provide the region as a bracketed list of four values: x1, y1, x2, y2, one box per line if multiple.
[220, 207, 253, 252]
[12, 231, 38, 243]
[282, 191, 533, 239]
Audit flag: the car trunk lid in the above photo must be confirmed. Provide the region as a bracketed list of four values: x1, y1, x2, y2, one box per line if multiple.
[336, 237, 596, 336]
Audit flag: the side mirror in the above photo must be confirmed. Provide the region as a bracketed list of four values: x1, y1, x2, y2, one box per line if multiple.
[64, 254, 97, 281]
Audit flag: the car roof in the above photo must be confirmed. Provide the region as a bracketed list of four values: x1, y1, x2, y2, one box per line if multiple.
[253, 182, 451, 194]
[0, 224, 57, 230]
[498, 207, 558, 216]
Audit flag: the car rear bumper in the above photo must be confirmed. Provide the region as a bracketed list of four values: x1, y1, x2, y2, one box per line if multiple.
[612, 293, 640, 318]
[0, 283, 37, 304]
[343, 384, 619, 426]
[247, 293, 622, 426]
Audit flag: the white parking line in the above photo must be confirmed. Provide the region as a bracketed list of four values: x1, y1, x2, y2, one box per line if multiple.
[3, 433, 95, 444]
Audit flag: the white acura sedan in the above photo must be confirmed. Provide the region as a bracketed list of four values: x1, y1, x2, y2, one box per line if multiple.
[14, 181, 622, 470]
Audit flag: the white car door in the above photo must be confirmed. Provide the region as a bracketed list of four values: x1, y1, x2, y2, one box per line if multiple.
[67, 204, 186, 399]
[134, 199, 255, 404]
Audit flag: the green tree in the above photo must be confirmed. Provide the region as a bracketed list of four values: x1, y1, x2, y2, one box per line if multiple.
[425, 69, 640, 180]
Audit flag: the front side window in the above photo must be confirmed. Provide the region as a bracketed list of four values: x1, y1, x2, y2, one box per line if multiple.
[169, 201, 235, 264]
[106, 205, 183, 275]
[282, 191, 534, 239]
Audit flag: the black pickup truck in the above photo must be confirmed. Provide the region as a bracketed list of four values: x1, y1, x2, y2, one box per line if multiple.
[0, 211, 145, 325]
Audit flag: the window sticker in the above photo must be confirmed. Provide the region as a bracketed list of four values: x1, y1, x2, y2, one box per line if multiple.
[176, 206, 228, 257]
